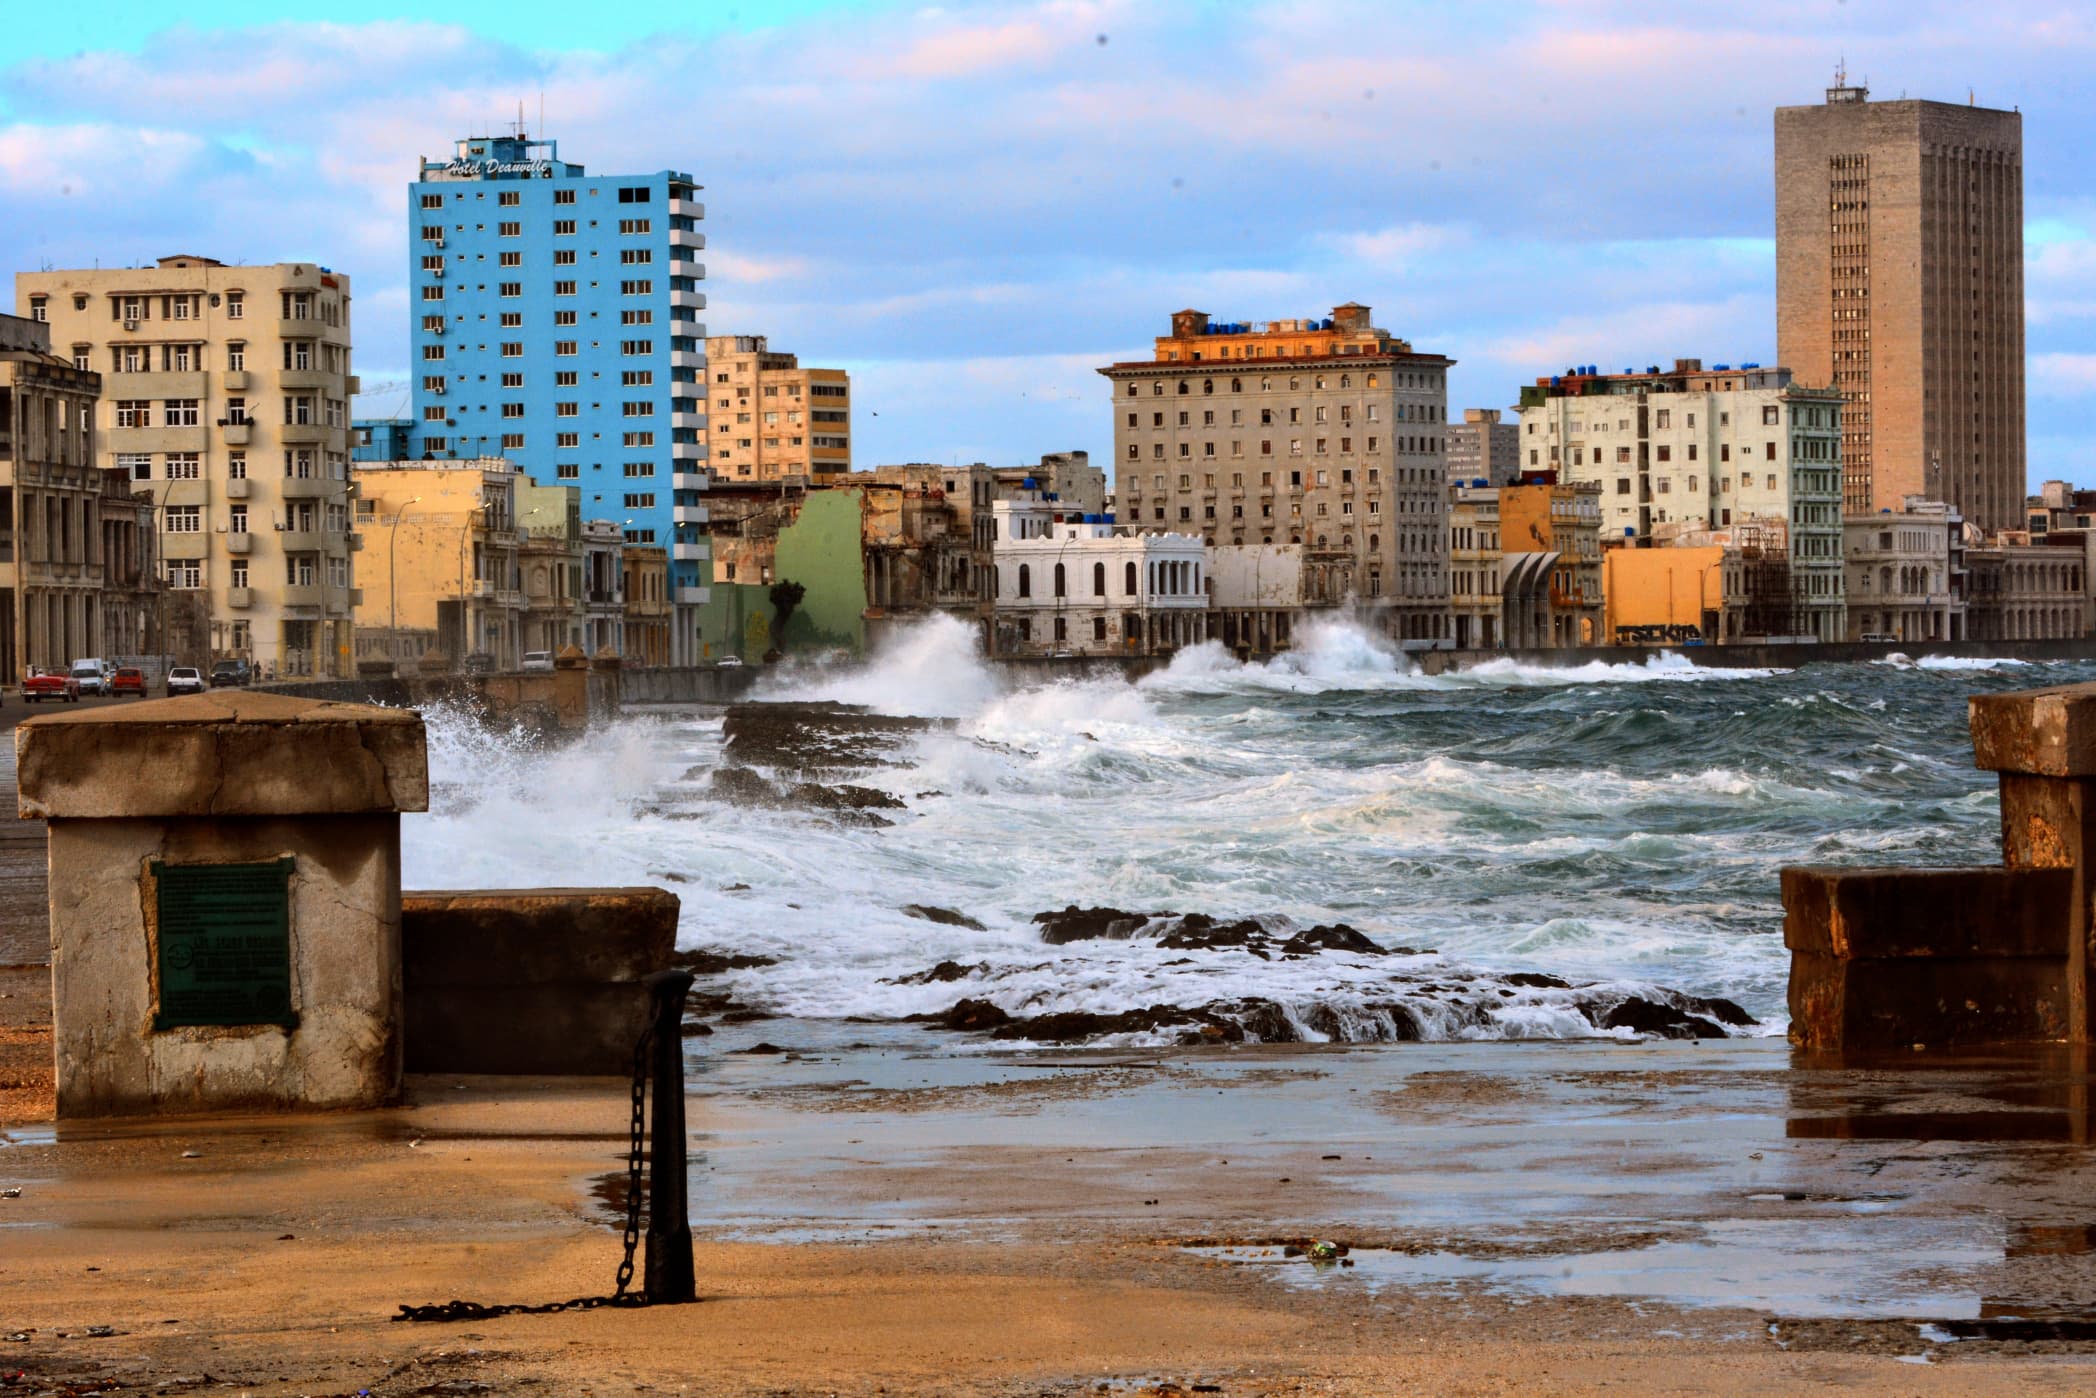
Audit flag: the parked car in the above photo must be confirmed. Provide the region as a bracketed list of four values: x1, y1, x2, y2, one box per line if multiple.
[209, 659, 252, 688]
[520, 651, 555, 673]
[22, 668, 80, 703]
[716, 656, 744, 668]
[69, 658, 113, 695]
[166, 666, 206, 696]
[109, 666, 148, 698]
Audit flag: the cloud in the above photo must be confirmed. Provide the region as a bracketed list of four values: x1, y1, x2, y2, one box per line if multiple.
[7, 0, 2096, 488]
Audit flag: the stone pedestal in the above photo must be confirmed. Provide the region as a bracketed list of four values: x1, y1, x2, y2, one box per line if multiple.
[15, 692, 428, 1116]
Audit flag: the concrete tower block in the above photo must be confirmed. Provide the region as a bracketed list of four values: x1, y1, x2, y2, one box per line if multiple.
[15, 692, 428, 1116]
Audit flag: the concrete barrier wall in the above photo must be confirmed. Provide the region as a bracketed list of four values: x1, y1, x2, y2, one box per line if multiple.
[620, 666, 765, 705]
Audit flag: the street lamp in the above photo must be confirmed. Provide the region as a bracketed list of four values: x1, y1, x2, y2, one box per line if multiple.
[388, 495, 423, 663]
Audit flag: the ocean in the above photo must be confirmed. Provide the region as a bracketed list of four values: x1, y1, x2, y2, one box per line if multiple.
[406, 617, 2071, 1047]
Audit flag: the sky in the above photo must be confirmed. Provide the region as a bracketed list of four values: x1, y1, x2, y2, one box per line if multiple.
[3, 0, 2092, 485]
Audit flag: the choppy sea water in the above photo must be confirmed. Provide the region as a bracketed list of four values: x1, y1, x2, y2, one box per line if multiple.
[405, 617, 2084, 1045]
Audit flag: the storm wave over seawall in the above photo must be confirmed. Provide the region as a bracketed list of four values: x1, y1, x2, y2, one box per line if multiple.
[403, 617, 2070, 1046]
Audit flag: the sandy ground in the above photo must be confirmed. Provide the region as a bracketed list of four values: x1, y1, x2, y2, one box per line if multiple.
[6, 977, 2096, 1395]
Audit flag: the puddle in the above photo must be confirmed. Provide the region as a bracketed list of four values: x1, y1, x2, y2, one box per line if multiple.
[1787, 1111, 2081, 1142]
[1192, 1216, 2001, 1320]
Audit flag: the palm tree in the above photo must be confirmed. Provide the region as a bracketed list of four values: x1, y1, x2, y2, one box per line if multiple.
[768, 580, 807, 650]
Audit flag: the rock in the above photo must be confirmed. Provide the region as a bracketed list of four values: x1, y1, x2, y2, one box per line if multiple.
[721, 701, 951, 774]
[732, 1042, 787, 1055]
[1599, 996, 1729, 1040]
[1033, 905, 1169, 944]
[1505, 971, 1574, 989]
[1683, 993, 1756, 1028]
[1278, 923, 1385, 956]
[940, 998, 1012, 1031]
[681, 1021, 714, 1038]
[885, 960, 985, 985]
[1235, 1002, 1301, 1044]
[901, 905, 988, 931]
[668, 948, 778, 976]
[788, 781, 906, 812]
[719, 1009, 774, 1023]
[710, 765, 782, 807]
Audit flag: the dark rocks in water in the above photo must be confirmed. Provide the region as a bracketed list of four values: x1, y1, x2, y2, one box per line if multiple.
[1235, 1001, 1300, 1044]
[1034, 906, 1169, 944]
[719, 1008, 775, 1024]
[1033, 907, 1388, 960]
[710, 765, 781, 806]
[1505, 971, 1573, 990]
[1599, 996, 1729, 1040]
[668, 948, 778, 976]
[732, 1042, 788, 1055]
[1687, 993, 1756, 1028]
[721, 700, 953, 774]
[681, 1021, 715, 1038]
[787, 781, 905, 812]
[902, 904, 988, 931]
[989, 1004, 1205, 1043]
[940, 998, 1013, 1031]
[886, 959, 987, 985]
[711, 765, 902, 825]
[721, 883, 751, 893]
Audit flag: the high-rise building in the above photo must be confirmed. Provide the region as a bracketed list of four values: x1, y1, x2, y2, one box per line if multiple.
[1099, 304, 1454, 643]
[703, 335, 849, 481]
[18, 256, 358, 677]
[1516, 360, 1846, 642]
[404, 132, 712, 662]
[1446, 408, 1519, 486]
[1775, 78, 2024, 530]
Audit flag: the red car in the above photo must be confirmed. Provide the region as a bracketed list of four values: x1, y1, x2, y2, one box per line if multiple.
[22, 669, 80, 703]
[109, 666, 147, 698]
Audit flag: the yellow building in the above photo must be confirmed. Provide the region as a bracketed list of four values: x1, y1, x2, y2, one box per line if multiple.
[1603, 546, 1729, 645]
[705, 335, 850, 481]
[1500, 478, 1603, 646]
[623, 544, 670, 666]
[20, 255, 358, 677]
[352, 459, 523, 671]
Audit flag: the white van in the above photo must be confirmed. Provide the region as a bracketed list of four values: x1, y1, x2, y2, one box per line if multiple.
[68, 658, 113, 695]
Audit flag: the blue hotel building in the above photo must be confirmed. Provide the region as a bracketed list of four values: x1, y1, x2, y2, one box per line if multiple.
[376, 132, 710, 661]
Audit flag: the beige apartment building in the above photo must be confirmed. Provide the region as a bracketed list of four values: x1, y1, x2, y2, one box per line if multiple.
[1518, 361, 1847, 641]
[1775, 79, 2025, 530]
[19, 256, 359, 677]
[1447, 408, 1520, 486]
[1448, 484, 1503, 648]
[1, 313, 157, 675]
[1100, 304, 1454, 643]
[352, 458, 522, 671]
[705, 335, 849, 481]
[624, 544, 670, 666]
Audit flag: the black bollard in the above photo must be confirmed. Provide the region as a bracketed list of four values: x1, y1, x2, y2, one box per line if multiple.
[641, 968, 696, 1304]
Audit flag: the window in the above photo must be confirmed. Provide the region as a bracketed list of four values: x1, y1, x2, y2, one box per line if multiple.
[556, 432, 580, 448]
[619, 248, 653, 265]
[553, 249, 576, 266]
[556, 340, 579, 356]
[498, 190, 520, 207]
[224, 293, 243, 320]
[621, 309, 654, 325]
[499, 281, 521, 298]
[115, 400, 150, 428]
[499, 251, 522, 268]
[227, 452, 246, 479]
[623, 462, 655, 477]
[1017, 564, 1031, 598]
[554, 280, 577, 296]
[421, 193, 444, 210]
[501, 432, 524, 449]
[619, 218, 652, 234]
[165, 399, 199, 426]
[501, 342, 523, 357]
[554, 189, 576, 206]
[1762, 405, 1780, 426]
[622, 370, 655, 386]
[166, 560, 201, 589]
[1125, 561, 1139, 595]
[623, 493, 655, 509]
[557, 463, 580, 480]
[621, 340, 653, 355]
[618, 186, 653, 203]
[622, 401, 655, 417]
[553, 219, 577, 236]
[556, 402, 579, 418]
[554, 310, 577, 327]
[118, 452, 150, 480]
[620, 280, 653, 295]
[498, 221, 521, 237]
[166, 505, 202, 533]
[499, 312, 522, 328]
[623, 431, 655, 447]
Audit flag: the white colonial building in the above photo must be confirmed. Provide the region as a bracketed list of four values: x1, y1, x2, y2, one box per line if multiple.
[990, 490, 1205, 655]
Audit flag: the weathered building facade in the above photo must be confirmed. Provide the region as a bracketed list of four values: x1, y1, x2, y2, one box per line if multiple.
[706, 335, 849, 482]
[1844, 498, 1968, 641]
[1100, 303, 1454, 644]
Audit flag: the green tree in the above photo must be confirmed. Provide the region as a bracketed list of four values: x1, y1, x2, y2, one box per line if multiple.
[769, 580, 807, 648]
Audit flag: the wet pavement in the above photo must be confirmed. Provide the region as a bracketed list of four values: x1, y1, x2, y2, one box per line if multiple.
[678, 1036, 2096, 1334]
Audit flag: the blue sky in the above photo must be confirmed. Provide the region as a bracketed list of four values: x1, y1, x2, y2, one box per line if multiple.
[4, 0, 2092, 485]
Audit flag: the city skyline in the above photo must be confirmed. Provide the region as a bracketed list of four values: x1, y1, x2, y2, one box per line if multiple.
[3, 0, 2091, 484]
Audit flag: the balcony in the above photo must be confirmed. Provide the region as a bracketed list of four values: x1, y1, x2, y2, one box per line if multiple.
[346, 375, 361, 396]
[668, 196, 704, 220]
[279, 422, 333, 446]
[670, 411, 705, 433]
[225, 531, 253, 554]
[669, 227, 705, 250]
[669, 287, 706, 310]
[161, 532, 208, 561]
[278, 528, 328, 552]
[672, 470, 709, 492]
[280, 475, 339, 499]
[673, 584, 710, 606]
[110, 424, 207, 454]
[281, 583, 327, 610]
[347, 532, 365, 551]
[222, 370, 249, 392]
[226, 586, 253, 610]
[221, 421, 252, 446]
[278, 369, 337, 391]
[163, 479, 210, 508]
[669, 348, 704, 371]
[673, 504, 709, 525]
[348, 587, 364, 607]
[277, 317, 324, 340]
[225, 477, 251, 499]
[672, 540, 708, 562]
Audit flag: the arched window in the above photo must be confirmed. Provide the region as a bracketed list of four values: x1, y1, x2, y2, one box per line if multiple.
[1230, 377, 1242, 393]
[1017, 563, 1031, 598]
[1202, 379, 1213, 395]
[1366, 373, 1379, 388]
[1053, 562, 1066, 598]
[1093, 561, 1106, 597]
[1340, 374, 1350, 388]
[1125, 561, 1138, 596]
[1177, 380, 1189, 395]
[1368, 534, 1379, 551]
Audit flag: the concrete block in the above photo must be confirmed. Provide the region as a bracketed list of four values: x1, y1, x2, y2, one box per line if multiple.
[47, 814, 404, 1115]
[1971, 682, 2096, 777]
[16, 691, 428, 819]
[1788, 950, 2073, 1053]
[401, 887, 679, 1075]
[1781, 865, 2070, 959]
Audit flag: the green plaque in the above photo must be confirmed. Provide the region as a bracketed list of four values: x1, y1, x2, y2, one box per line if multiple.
[151, 858, 298, 1031]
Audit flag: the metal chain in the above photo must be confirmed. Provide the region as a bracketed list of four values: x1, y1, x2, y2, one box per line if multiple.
[394, 1023, 659, 1324]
